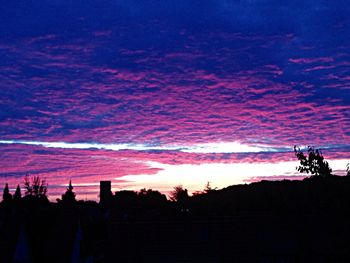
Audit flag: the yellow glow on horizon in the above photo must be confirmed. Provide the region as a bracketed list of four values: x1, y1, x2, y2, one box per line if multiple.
[115, 161, 298, 193]
[115, 159, 350, 194]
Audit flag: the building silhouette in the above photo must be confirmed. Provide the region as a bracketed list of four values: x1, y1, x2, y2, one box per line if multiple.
[99, 181, 112, 205]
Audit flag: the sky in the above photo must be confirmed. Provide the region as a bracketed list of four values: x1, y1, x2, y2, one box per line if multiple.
[1, 0, 350, 200]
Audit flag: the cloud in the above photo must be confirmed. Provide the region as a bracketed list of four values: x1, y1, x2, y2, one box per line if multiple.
[0, 1, 350, 200]
[0, 140, 292, 154]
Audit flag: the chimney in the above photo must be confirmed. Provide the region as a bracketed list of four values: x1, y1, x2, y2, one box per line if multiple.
[100, 181, 112, 205]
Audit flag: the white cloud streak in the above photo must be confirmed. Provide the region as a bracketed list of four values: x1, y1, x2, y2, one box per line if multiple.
[0, 140, 290, 153]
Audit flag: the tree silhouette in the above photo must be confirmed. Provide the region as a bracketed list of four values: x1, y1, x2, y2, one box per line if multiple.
[138, 188, 167, 206]
[2, 183, 12, 202]
[169, 185, 189, 202]
[203, 181, 217, 193]
[347, 163, 350, 176]
[192, 181, 218, 196]
[62, 180, 76, 203]
[23, 174, 48, 197]
[14, 184, 22, 201]
[294, 146, 332, 178]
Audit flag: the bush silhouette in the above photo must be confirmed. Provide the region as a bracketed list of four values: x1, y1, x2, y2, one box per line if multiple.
[62, 180, 76, 203]
[169, 185, 189, 202]
[138, 188, 167, 207]
[23, 174, 48, 198]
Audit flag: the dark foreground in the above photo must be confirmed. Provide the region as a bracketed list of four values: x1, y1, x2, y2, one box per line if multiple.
[1, 176, 350, 263]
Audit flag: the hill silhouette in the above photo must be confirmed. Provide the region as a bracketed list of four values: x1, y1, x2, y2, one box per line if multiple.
[1, 176, 350, 262]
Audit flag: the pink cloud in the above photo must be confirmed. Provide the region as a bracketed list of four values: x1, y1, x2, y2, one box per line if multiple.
[1, 29, 350, 200]
[289, 57, 334, 64]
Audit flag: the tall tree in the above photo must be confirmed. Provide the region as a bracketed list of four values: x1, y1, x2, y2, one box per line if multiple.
[14, 184, 22, 201]
[62, 180, 76, 203]
[294, 146, 332, 178]
[2, 183, 12, 202]
[347, 163, 350, 176]
[23, 174, 48, 197]
[169, 185, 189, 202]
[203, 181, 217, 193]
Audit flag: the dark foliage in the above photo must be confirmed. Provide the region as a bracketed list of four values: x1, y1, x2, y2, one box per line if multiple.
[203, 181, 217, 193]
[193, 181, 218, 196]
[24, 174, 48, 197]
[13, 184, 22, 201]
[294, 146, 333, 177]
[138, 188, 167, 207]
[62, 180, 76, 203]
[169, 185, 189, 202]
[114, 190, 139, 208]
[2, 183, 12, 202]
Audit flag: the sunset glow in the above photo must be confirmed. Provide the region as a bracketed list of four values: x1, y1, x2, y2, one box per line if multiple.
[1, 1, 349, 200]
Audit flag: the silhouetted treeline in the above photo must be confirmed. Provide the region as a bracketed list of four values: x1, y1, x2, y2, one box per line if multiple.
[2, 176, 350, 262]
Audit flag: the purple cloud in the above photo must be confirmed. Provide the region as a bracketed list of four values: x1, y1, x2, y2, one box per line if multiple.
[1, 1, 350, 199]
